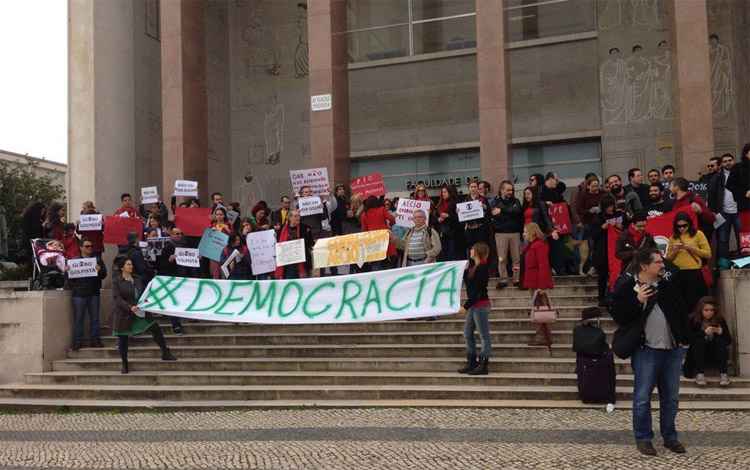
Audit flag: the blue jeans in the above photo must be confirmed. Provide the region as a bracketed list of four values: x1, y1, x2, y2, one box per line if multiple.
[631, 345, 687, 443]
[718, 211, 742, 259]
[464, 306, 492, 359]
[72, 295, 101, 344]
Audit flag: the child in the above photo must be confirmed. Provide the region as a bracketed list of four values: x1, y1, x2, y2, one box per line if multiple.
[458, 242, 492, 375]
[522, 222, 554, 347]
[38, 239, 66, 272]
[687, 297, 732, 387]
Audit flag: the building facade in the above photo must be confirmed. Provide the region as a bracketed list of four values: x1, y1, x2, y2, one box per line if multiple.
[68, 0, 750, 213]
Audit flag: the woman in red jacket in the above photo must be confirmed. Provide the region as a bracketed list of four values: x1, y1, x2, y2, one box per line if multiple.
[360, 196, 396, 270]
[522, 222, 554, 347]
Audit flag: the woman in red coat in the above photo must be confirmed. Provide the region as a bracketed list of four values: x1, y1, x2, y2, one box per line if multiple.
[522, 222, 554, 347]
[360, 196, 396, 270]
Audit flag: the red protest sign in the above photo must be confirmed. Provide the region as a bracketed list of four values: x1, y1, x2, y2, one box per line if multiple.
[175, 207, 212, 237]
[740, 232, 750, 251]
[740, 210, 750, 233]
[548, 203, 572, 235]
[607, 225, 622, 291]
[351, 173, 386, 198]
[103, 216, 143, 245]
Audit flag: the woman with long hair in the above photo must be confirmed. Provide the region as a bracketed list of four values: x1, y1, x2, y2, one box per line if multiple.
[42, 202, 66, 241]
[209, 207, 233, 278]
[360, 195, 396, 270]
[436, 184, 460, 261]
[458, 242, 492, 375]
[521, 187, 552, 233]
[686, 297, 732, 387]
[522, 223, 554, 347]
[666, 212, 711, 312]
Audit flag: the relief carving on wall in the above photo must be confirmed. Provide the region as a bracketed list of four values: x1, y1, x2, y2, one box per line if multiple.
[295, 2, 310, 78]
[709, 34, 735, 118]
[263, 96, 285, 165]
[598, 0, 662, 31]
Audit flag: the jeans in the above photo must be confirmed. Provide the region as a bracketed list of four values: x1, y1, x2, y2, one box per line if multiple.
[631, 345, 687, 443]
[718, 211, 742, 259]
[464, 306, 492, 359]
[72, 295, 101, 344]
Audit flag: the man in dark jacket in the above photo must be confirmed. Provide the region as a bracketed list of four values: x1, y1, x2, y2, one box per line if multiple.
[624, 168, 649, 208]
[153, 226, 189, 334]
[615, 211, 657, 269]
[67, 238, 108, 350]
[611, 248, 690, 457]
[491, 180, 523, 288]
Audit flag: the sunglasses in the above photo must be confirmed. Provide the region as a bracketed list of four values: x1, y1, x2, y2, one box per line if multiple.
[82, 244, 93, 248]
[677, 224, 689, 229]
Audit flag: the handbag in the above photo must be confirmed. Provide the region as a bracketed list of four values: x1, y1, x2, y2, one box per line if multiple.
[530, 289, 558, 324]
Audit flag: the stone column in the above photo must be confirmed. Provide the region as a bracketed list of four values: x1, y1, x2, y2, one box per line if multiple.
[476, 0, 512, 185]
[308, 0, 350, 187]
[68, 0, 136, 215]
[161, 0, 208, 204]
[670, 0, 715, 179]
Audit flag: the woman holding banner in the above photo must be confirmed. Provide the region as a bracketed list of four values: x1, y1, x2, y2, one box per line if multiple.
[209, 207, 233, 279]
[666, 212, 711, 312]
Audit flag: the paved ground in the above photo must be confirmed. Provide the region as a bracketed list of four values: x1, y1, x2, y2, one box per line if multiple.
[0, 408, 749, 469]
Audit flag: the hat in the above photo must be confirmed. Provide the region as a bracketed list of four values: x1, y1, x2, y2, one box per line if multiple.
[581, 307, 602, 321]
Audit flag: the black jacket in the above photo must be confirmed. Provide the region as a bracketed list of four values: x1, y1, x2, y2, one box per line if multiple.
[590, 211, 625, 269]
[66, 256, 108, 297]
[539, 182, 567, 204]
[463, 261, 489, 310]
[523, 201, 552, 233]
[615, 229, 657, 268]
[490, 196, 523, 233]
[725, 162, 750, 211]
[610, 272, 690, 346]
[689, 318, 732, 346]
[625, 184, 649, 208]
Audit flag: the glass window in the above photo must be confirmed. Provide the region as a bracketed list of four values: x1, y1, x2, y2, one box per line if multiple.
[412, 0, 476, 20]
[413, 15, 477, 55]
[346, 0, 409, 30]
[505, 0, 596, 43]
[348, 25, 410, 62]
[511, 140, 602, 188]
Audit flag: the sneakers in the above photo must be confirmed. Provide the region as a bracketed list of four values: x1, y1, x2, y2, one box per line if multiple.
[636, 441, 657, 456]
[664, 440, 686, 454]
[695, 373, 707, 387]
[720, 373, 731, 387]
[173, 326, 184, 336]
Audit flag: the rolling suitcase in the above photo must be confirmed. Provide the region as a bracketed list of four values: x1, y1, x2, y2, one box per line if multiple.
[576, 350, 616, 404]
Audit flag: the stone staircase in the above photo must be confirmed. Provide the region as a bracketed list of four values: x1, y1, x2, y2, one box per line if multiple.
[2, 275, 749, 409]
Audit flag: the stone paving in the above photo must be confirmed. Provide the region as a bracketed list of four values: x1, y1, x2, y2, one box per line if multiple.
[0, 408, 749, 469]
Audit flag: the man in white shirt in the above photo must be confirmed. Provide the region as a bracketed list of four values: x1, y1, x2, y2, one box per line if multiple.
[717, 153, 742, 259]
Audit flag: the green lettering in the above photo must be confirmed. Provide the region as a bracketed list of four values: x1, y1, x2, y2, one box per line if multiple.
[431, 266, 458, 307]
[302, 281, 335, 319]
[214, 281, 254, 316]
[186, 280, 224, 312]
[385, 273, 415, 311]
[360, 279, 383, 317]
[239, 282, 277, 317]
[336, 280, 363, 320]
[278, 281, 303, 318]
[415, 264, 443, 307]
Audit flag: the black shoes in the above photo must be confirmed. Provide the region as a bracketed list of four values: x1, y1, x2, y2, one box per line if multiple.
[120, 360, 129, 375]
[161, 350, 177, 361]
[664, 440, 686, 454]
[495, 281, 508, 290]
[467, 357, 489, 375]
[636, 441, 657, 456]
[173, 326, 184, 336]
[90, 338, 103, 348]
[458, 354, 478, 374]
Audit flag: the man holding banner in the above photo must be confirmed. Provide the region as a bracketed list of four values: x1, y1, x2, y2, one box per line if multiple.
[392, 210, 441, 267]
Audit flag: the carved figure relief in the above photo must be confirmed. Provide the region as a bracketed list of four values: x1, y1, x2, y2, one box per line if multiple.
[624, 45, 652, 121]
[630, 0, 659, 29]
[600, 48, 628, 124]
[264, 96, 285, 165]
[650, 40, 672, 120]
[709, 34, 735, 118]
[295, 3, 310, 78]
[598, 0, 661, 31]
[598, 0, 623, 31]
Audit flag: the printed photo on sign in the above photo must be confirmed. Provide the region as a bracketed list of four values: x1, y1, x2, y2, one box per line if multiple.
[275, 238, 306, 267]
[67, 258, 98, 279]
[174, 179, 199, 197]
[289, 167, 330, 196]
[78, 214, 103, 231]
[456, 201, 484, 222]
[141, 186, 159, 204]
[175, 248, 200, 268]
[297, 196, 324, 216]
[395, 199, 431, 228]
[247, 230, 276, 275]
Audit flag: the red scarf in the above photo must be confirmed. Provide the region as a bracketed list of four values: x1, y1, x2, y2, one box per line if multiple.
[438, 199, 451, 214]
[274, 223, 306, 279]
[628, 225, 644, 248]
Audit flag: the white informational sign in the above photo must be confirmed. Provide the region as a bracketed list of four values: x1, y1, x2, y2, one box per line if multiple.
[310, 94, 332, 112]
[297, 196, 324, 216]
[141, 186, 159, 204]
[175, 247, 200, 268]
[78, 214, 103, 231]
[174, 180, 199, 197]
[289, 167, 330, 196]
[275, 238, 306, 267]
[395, 199, 432, 228]
[457, 201, 485, 222]
[226, 210, 240, 226]
[67, 257, 98, 279]
[247, 230, 277, 275]
[221, 249, 242, 279]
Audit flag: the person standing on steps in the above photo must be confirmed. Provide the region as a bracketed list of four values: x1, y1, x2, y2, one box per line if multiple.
[112, 257, 177, 374]
[458, 242, 492, 375]
[491, 181, 523, 288]
[521, 223, 554, 347]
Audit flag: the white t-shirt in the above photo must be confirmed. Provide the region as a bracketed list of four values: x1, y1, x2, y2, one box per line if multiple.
[723, 170, 738, 214]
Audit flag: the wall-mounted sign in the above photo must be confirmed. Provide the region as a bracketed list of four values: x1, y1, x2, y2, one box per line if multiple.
[405, 176, 479, 190]
[311, 94, 332, 112]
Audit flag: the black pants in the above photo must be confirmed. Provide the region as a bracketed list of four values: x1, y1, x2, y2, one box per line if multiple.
[117, 323, 168, 363]
[676, 269, 707, 314]
[597, 263, 609, 303]
[691, 336, 729, 374]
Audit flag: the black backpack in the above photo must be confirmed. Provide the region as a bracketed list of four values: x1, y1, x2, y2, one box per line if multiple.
[573, 321, 610, 356]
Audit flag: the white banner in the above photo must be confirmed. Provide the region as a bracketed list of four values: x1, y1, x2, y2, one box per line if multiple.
[297, 196, 324, 216]
[275, 239, 306, 267]
[457, 201, 484, 222]
[138, 261, 467, 324]
[78, 214, 103, 231]
[247, 230, 276, 275]
[395, 199, 431, 228]
[141, 186, 159, 205]
[174, 180, 199, 197]
[290, 167, 330, 196]
[67, 257, 98, 279]
[175, 248, 200, 268]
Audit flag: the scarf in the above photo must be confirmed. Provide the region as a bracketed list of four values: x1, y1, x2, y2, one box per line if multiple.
[274, 223, 306, 279]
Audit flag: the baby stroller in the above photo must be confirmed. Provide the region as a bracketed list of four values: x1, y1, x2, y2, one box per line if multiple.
[30, 238, 66, 290]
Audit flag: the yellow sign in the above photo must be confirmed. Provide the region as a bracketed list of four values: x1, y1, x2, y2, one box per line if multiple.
[313, 230, 389, 269]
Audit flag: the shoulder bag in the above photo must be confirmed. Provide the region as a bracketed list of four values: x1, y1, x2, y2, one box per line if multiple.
[530, 289, 558, 324]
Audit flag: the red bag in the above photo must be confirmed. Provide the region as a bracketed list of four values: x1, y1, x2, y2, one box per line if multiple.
[701, 264, 714, 288]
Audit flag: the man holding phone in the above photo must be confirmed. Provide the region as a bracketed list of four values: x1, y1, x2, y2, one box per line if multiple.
[611, 248, 690, 457]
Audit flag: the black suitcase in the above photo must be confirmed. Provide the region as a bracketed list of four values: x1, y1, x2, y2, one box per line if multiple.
[576, 351, 616, 404]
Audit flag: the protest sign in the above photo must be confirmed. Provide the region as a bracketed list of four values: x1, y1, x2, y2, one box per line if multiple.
[175, 248, 200, 268]
[297, 196, 324, 216]
[456, 201, 484, 222]
[548, 203, 572, 235]
[688, 180, 709, 202]
[174, 179, 199, 197]
[646, 210, 698, 256]
[741, 232, 750, 251]
[78, 214, 103, 232]
[66, 257, 99, 279]
[313, 230, 389, 269]
[247, 229, 277, 275]
[226, 210, 240, 226]
[275, 239, 306, 267]
[395, 199, 432, 228]
[741, 210, 750, 233]
[221, 249, 243, 279]
[351, 173, 386, 198]
[141, 186, 159, 204]
[174, 207, 212, 237]
[607, 225, 623, 290]
[198, 228, 229, 262]
[138, 261, 467, 324]
[103, 216, 143, 245]
[290, 167, 330, 196]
